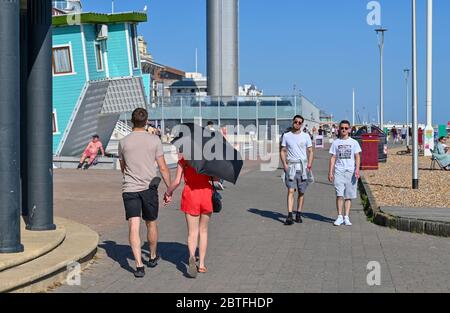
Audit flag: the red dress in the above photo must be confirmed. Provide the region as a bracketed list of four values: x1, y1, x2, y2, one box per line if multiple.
[179, 158, 213, 216]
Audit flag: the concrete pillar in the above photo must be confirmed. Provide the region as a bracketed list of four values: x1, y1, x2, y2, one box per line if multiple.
[207, 0, 239, 96]
[0, 0, 24, 253]
[24, 0, 55, 231]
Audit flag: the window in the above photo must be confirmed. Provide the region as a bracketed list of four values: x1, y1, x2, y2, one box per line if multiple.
[52, 46, 73, 75]
[130, 24, 139, 69]
[52, 110, 59, 134]
[95, 43, 103, 71]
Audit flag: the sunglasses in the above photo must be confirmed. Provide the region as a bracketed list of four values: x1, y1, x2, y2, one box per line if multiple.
[293, 121, 303, 125]
[340, 127, 350, 130]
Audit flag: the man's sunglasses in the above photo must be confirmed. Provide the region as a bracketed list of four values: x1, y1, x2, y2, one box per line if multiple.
[340, 127, 350, 130]
[293, 121, 303, 125]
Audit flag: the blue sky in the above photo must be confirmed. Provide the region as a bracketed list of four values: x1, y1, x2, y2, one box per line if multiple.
[83, 0, 450, 125]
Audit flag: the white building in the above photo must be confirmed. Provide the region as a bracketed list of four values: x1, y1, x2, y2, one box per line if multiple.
[239, 84, 263, 97]
[169, 72, 207, 97]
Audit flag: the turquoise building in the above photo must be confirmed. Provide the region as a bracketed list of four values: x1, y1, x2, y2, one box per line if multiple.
[52, 11, 148, 156]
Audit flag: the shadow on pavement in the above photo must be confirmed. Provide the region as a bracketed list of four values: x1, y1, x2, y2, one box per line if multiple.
[248, 208, 335, 225]
[301, 212, 335, 224]
[99, 241, 192, 278]
[247, 208, 286, 224]
[158, 242, 191, 278]
[98, 241, 135, 274]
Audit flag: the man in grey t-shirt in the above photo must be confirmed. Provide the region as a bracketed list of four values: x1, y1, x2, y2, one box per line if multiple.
[118, 108, 172, 278]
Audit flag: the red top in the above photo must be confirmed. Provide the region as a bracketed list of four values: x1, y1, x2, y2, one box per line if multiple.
[178, 157, 213, 215]
[179, 158, 212, 189]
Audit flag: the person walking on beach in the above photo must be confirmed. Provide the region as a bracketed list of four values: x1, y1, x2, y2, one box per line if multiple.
[280, 115, 314, 226]
[391, 126, 398, 144]
[328, 120, 362, 227]
[77, 135, 105, 170]
[119, 108, 172, 278]
[165, 154, 215, 278]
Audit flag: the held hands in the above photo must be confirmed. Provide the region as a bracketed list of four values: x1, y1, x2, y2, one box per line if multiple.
[163, 190, 173, 206]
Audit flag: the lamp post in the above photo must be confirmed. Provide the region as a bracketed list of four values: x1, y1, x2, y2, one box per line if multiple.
[412, 0, 419, 190]
[352, 88, 355, 126]
[424, 0, 434, 157]
[404, 69, 410, 147]
[375, 28, 387, 131]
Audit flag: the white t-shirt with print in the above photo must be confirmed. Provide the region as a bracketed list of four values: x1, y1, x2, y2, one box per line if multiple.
[329, 137, 362, 172]
[281, 131, 313, 162]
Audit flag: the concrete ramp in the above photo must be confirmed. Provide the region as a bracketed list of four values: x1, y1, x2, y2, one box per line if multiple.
[57, 77, 147, 157]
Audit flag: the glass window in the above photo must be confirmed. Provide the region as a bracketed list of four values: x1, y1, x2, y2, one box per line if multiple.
[52, 110, 59, 133]
[52, 46, 73, 74]
[130, 24, 139, 69]
[95, 44, 103, 71]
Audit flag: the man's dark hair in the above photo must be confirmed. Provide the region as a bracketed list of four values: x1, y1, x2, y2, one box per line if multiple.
[293, 115, 304, 123]
[340, 120, 351, 128]
[131, 108, 148, 128]
[439, 136, 446, 142]
[207, 121, 214, 126]
[92, 134, 100, 139]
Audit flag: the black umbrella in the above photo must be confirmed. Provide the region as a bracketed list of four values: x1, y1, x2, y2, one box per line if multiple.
[171, 123, 243, 184]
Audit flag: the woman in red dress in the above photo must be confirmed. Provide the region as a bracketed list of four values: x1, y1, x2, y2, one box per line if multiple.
[165, 154, 214, 278]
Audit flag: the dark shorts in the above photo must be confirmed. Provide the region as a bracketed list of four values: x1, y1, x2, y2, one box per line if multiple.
[122, 188, 159, 222]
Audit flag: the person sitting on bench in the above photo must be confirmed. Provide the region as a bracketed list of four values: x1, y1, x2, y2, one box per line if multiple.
[77, 135, 105, 170]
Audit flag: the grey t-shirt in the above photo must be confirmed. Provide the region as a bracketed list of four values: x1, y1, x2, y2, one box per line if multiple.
[118, 131, 164, 193]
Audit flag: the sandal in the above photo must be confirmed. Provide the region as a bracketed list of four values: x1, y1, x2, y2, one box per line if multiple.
[187, 257, 198, 278]
[197, 266, 208, 274]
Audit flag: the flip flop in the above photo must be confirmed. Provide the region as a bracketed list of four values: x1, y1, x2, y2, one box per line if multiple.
[187, 257, 198, 278]
[197, 267, 208, 274]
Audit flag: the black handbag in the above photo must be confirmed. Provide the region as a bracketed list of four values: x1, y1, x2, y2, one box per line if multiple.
[211, 178, 223, 213]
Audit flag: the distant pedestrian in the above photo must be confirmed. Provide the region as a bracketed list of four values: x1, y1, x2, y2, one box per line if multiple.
[318, 126, 324, 136]
[119, 108, 172, 278]
[391, 126, 398, 144]
[418, 127, 424, 152]
[77, 135, 105, 170]
[207, 121, 216, 132]
[165, 154, 215, 278]
[328, 120, 362, 227]
[280, 115, 314, 226]
[401, 126, 408, 144]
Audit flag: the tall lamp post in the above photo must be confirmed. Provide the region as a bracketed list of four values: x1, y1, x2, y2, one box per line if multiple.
[375, 28, 387, 131]
[404, 69, 410, 147]
[412, 0, 419, 190]
[352, 88, 355, 126]
[424, 0, 434, 157]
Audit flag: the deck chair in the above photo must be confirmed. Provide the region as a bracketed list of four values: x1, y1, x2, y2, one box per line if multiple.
[431, 149, 449, 171]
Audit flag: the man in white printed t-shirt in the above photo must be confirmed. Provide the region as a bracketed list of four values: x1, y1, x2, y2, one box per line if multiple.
[328, 120, 362, 227]
[280, 115, 314, 226]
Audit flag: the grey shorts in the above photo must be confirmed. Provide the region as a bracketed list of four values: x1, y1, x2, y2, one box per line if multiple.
[285, 171, 309, 194]
[334, 170, 358, 200]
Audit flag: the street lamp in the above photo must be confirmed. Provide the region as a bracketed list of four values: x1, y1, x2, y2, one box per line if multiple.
[404, 69, 410, 147]
[375, 28, 388, 131]
[412, 0, 419, 190]
[424, 0, 434, 157]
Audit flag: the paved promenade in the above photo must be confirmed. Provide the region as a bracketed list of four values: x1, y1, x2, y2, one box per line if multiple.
[54, 149, 450, 293]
